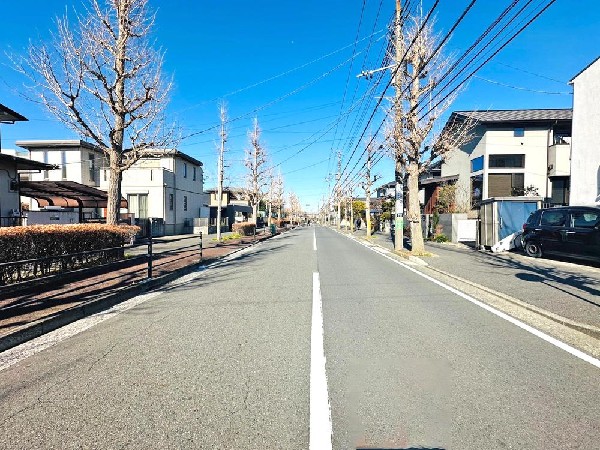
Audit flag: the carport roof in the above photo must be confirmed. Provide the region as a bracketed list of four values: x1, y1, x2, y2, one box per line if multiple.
[19, 180, 127, 209]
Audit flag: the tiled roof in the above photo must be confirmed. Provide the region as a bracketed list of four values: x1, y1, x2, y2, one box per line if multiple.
[452, 109, 572, 123]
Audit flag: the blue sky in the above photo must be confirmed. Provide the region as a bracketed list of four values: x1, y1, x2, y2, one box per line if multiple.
[1, 1, 599, 212]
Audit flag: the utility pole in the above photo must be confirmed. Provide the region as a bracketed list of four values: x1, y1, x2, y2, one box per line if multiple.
[393, 0, 405, 251]
[349, 187, 354, 232]
[364, 139, 374, 238]
[336, 151, 342, 230]
[217, 104, 227, 242]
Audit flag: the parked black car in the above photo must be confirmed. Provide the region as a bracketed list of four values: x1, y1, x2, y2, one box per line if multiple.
[521, 206, 600, 262]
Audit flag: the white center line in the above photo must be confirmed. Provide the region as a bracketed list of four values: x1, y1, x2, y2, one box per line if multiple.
[310, 272, 332, 450]
[313, 228, 317, 251]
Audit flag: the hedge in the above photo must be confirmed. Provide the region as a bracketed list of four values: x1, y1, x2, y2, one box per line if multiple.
[0, 224, 139, 263]
[232, 222, 256, 236]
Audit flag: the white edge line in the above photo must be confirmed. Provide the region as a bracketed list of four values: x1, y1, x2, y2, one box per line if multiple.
[340, 230, 600, 370]
[310, 272, 333, 450]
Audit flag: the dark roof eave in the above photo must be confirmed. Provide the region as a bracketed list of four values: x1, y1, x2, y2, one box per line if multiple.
[0, 103, 28, 123]
[0, 153, 57, 171]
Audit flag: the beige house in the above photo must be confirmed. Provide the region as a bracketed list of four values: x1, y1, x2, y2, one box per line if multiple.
[569, 57, 600, 205]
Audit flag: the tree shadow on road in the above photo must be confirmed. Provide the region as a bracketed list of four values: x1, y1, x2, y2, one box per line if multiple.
[480, 252, 600, 309]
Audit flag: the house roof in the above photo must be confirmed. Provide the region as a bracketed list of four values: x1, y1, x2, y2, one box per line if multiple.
[450, 109, 572, 123]
[570, 56, 600, 83]
[141, 149, 203, 167]
[19, 180, 127, 209]
[419, 174, 459, 187]
[0, 153, 57, 171]
[16, 139, 102, 152]
[0, 103, 27, 123]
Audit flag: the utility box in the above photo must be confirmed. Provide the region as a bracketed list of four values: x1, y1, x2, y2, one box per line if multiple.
[478, 197, 543, 248]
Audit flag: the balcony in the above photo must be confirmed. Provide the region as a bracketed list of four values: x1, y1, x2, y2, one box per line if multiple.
[547, 143, 570, 177]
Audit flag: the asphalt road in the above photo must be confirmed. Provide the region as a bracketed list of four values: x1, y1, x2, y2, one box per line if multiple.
[0, 226, 598, 449]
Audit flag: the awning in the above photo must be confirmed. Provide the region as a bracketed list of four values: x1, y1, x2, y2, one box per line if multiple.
[419, 174, 459, 187]
[19, 181, 127, 209]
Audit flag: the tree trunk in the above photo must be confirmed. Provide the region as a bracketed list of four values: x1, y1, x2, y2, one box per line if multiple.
[106, 153, 122, 225]
[407, 161, 424, 253]
[252, 202, 258, 225]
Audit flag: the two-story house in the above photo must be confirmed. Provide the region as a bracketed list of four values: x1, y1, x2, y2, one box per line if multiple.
[17, 140, 107, 222]
[441, 109, 572, 209]
[569, 56, 600, 205]
[100, 149, 204, 235]
[205, 187, 253, 231]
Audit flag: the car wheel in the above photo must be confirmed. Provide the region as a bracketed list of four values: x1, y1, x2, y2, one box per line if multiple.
[524, 241, 542, 258]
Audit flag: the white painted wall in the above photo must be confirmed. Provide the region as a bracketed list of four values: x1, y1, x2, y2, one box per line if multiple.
[570, 58, 600, 205]
[102, 153, 204, 235]
[443, 124, 556, 207]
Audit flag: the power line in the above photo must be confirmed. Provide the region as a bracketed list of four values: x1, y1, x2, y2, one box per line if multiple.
[473, 75, 572, 95]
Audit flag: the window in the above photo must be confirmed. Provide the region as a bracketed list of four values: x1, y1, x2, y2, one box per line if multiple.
[169, 194, 174, 211]
[571, 211, 600, 229]
[127, 194, 148, 218]
[489, 154, 525, 168]
[61, 151, 67, 179]
[550, 177, 570, 205]
[540, 210, 567, 227]
[43, 151, 49, 180]
[471, 156, 484, 172]
[183, 163, 187, 178]
[104, 169, 108, 182]
[488, 173, 524, 197]
[89, 153, 96, 182]
[183, 195, 188, 211]
[514, 128, 525, 137]
[193, 167, 196, 181]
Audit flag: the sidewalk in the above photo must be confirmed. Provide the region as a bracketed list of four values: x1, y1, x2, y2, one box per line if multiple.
[343, 226, 600, 336]
[0, 229, 278, 352]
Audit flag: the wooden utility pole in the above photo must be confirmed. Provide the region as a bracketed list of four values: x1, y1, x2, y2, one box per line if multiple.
[393, 0, 405, 251]
[217, 104, 226, 241]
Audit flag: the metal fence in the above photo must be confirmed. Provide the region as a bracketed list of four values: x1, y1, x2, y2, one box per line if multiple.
[0, 246, 125, 286]
[0, 216, 25, 228]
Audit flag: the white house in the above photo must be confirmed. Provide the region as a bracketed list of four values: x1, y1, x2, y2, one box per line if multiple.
[100, 149, 205, 235]
[17, 140, 107, 221]
[569, 56, 600, 205]
[441, 109, 572, 209]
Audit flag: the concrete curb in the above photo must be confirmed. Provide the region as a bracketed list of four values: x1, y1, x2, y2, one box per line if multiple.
[0, 233, 276, 353]
[422, 265, 600, 340]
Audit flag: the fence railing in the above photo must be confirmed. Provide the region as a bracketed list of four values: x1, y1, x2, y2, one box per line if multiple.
[0, 246, 125, 286]
[0, 216, 25, 228]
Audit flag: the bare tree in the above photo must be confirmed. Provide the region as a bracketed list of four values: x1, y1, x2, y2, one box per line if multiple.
[271, 171, 285, 220]
[287, 191, 301, 224]
[243, 118, 270, 225]
[388, 12, 474, 253]
[15, 0, 177, 224]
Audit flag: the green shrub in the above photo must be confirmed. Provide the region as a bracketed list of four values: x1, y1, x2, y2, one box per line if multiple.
[433, 234, 449, 243]
[232, 222, 256, 236]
